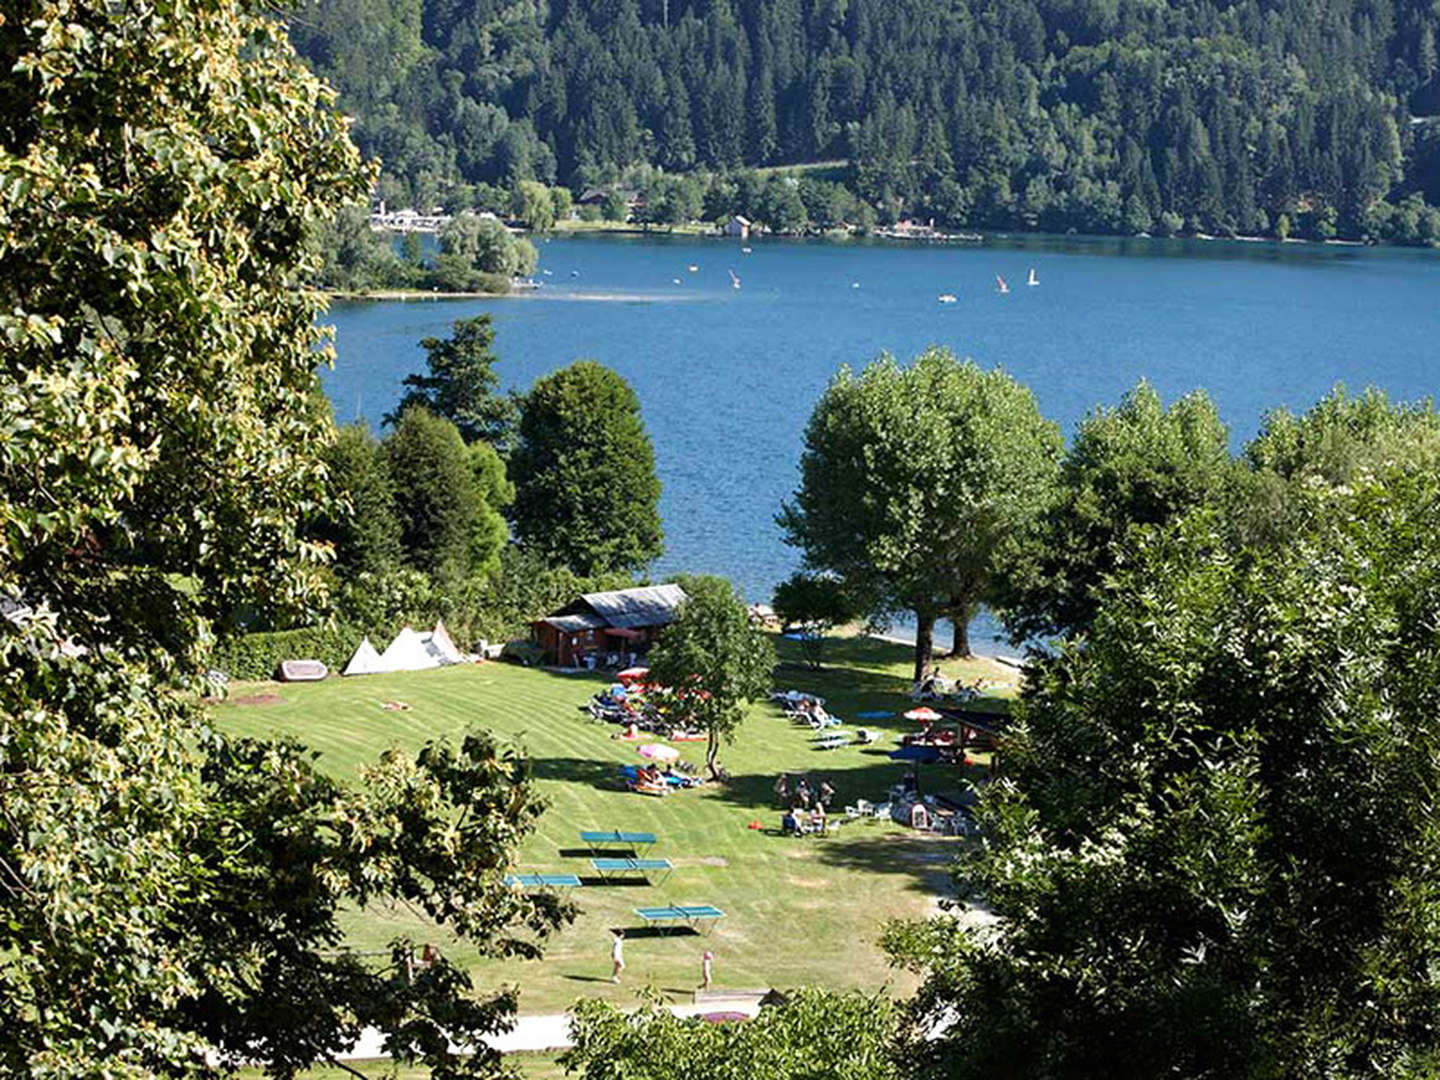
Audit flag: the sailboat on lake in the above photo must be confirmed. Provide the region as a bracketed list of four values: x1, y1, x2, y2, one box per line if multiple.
[995, 274, 1010, 294]
[729, 269, 741, 289]
[1027, 267, 1038, 287]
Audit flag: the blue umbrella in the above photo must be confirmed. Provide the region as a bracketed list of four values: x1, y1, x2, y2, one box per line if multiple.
[888, 745, 941, 763]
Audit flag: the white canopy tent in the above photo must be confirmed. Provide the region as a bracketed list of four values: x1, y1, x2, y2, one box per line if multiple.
[342, 636, 385, 677]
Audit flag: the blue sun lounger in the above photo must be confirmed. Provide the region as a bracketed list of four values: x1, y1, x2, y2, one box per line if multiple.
[633, 904, 726, 933]
[590, 857, 674, 884]
[503, 873, 582, 889]
[580, 830, 658, 855]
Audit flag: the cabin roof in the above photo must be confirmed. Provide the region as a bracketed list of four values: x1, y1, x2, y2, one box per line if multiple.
[576, 584, 688, 629]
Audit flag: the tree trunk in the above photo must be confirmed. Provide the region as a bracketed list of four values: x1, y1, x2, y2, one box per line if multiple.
[950, 613, 973, 656]
[706, 728, 720, 779]
[912, 611, 935, 684]
[947, 611, 972, 659]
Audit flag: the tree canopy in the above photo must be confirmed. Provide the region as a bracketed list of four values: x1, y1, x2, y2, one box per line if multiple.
[510, 361, 664, 577]
[779, 348, 1061, 680]
[384, 406, 486, 582]
[646, 576, 775, 777]
[390, 315, 517, 447]
[997, 380, 1235, 642]
[563, 989, 899, 1080]
[292, 0, 1440, 242]
[439, 213, 538, 278]
[771, 571, 858, 670]
[322, 422, 405, 576]
[888, 454, 1440, 1078]
[0, 0, 567, 1070]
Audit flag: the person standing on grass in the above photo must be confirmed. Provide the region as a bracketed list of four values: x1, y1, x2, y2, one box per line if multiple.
[700, 949, 713, 990]
[611, 929, 625, 983]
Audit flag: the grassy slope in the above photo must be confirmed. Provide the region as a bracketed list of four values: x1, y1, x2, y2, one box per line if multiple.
[216, 635, 1015, 1018]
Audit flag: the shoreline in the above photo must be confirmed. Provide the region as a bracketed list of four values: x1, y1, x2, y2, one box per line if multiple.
[864, 631, 1026, 670]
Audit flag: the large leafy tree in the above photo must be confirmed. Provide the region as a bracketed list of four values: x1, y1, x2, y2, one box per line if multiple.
[0, 0, 568, 1072]
[438, 212, 537, 278]
[384, 407, 483, 581]
[647, 576, 775, 778]
[510, 361, 663, 576]
[563, 989, 899, 1080]
[1239, 384, 1440, 545]
[771, 571, 858, 670]
[779, 349, 1060, 681]
[997, 381, 1234, 642]
[888, 464, 1440, 1079]
[323, 422, 405, 575]
[389, 315, 517, 447]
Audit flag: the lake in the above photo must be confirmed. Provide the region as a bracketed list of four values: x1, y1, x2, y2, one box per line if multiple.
[323, 233, 1440, 653]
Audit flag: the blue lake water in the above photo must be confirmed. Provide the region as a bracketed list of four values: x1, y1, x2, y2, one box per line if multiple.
[323, 233, 1440, 652]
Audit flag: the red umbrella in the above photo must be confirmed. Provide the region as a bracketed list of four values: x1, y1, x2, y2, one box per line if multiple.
[904, 706, 943, 723]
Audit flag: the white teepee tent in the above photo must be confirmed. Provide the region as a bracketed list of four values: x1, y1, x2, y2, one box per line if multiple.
[424, 619, 465, 665]
[342, 636, 385, 677]
[378, 626, 443, 672]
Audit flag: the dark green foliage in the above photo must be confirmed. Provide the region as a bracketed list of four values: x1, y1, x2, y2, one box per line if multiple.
[184, 730, 574, 1079]
[510, 361, 663, 577]
[390, 315, 517, 446]
[779, 348, 1061, 681]
[384, 407, 482, 580]
[563, 987, 898, 1080]
[322, 422, 404, 574]
[647, 575, 775, 776]
[310, 204, 411, 289]
[0, 0, 568, 1068]
[771, 571, 858, 669]
[890, 461, 1440, 1078]
[998, 381, 1235, 642]
[292, 0, 1440, 242]
[212, 623, 360, 678]
[439, 213, 538, 278]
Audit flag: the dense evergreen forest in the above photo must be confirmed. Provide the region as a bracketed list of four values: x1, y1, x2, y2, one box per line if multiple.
[290, 0, 1440, 241]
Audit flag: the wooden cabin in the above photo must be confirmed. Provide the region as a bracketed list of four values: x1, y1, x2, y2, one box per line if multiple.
[530, 584, 687, 668]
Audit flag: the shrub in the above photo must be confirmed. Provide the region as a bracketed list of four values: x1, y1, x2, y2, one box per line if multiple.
[213, 624, 358, 680]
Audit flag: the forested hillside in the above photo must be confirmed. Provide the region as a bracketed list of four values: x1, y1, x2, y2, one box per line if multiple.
[291, 0, 1440, 240]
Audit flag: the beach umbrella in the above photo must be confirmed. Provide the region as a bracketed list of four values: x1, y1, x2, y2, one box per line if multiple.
[637, 743, 680, 762]
[904, 706, 943, 723]
[888, 744, 942, 763]
[617, 666, 650, 684]
[888, 742, 941, 798]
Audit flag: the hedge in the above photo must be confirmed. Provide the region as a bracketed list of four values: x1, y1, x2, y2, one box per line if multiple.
[213, 624, 359, 681]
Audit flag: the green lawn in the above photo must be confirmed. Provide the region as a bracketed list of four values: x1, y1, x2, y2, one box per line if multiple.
[216, 634, 1013, 1019]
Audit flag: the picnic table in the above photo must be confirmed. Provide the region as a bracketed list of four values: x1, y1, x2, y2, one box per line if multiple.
[503, 873, 582, 889]
[580, 830, 658, 855]
[633, 904, 726, 933]
[590, 857, 674, 884]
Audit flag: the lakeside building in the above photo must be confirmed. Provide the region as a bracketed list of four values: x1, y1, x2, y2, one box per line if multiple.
[530, 584, 687, 668]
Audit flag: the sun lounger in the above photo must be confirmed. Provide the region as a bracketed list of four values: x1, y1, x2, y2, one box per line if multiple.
[633, 904, 726, 933]
[591, 857, 674, 884]
[503, 873, 582, 889]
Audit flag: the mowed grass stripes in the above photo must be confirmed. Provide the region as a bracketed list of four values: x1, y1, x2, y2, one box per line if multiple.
[215, 635, 1015, 1012]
